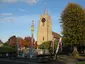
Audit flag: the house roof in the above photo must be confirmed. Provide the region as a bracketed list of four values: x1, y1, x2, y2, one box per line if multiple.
[52, 31, 61, 39]
[0, 40, 3, 44]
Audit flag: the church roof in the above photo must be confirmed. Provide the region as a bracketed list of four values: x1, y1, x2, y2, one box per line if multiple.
[52, 31, 61, 39]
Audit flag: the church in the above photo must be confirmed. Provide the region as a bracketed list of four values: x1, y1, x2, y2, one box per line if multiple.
[37, 8, 61, 46]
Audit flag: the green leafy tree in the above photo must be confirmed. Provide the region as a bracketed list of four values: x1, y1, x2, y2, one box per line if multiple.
[54, 40, 58, 49]
[3, 42, 8, 46]
[61, 3, 85, 46]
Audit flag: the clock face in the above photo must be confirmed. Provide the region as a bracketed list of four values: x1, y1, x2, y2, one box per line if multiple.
[42, 18, 46, 22]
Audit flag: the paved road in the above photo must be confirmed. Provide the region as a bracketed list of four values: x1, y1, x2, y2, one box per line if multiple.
[0, 58, 65, 64]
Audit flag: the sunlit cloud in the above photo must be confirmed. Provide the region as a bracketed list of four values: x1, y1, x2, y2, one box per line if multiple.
[0, 13, 14, 21]
[25, 0, 39, 5]
[19, 8, 25, 11]
[19, 8, 29, 12]
[0, 17, 15, 21]
[0, 0, 17, 3]
[0, 0, 39, 5]
[0, 13, 13, 16]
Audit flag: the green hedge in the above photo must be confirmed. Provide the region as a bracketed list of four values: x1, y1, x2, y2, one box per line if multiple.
[0, 46, 16, 53]
[77, 61, 85, 64]
[38, 40, 58, 49]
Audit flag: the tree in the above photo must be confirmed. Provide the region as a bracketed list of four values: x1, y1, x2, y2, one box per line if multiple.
[3, 42, 8, 46]
[8, 36, 24, 48]
[61, 3, 85, 46]
[16, 37, 24, 48]
[8, 35, 17, 47]
[61, 3, 85, 54]
[24, 37, 35, 48]
[0, 40, 3, 47]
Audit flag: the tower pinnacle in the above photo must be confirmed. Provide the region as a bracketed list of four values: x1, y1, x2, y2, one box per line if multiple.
[44, 3, 46, 14]
[44, 0, 47, 14]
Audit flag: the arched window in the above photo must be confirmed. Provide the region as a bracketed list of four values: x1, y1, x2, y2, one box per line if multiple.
[43, 37, 44, 41]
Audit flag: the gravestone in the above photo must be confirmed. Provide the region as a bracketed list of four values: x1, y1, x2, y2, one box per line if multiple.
[72, 47, 79, 57]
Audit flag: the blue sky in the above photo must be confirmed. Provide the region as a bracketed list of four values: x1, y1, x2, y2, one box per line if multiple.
[0, 0, 85, 42]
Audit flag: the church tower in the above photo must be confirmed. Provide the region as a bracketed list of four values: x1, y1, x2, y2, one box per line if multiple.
[37, 8, 52, 45]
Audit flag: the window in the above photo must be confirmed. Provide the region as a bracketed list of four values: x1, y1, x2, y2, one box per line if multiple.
[43, 37, 44, 41]
[43, 22, 45, 26]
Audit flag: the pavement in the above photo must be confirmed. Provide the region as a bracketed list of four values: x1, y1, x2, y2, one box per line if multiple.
[57, 55, 78, 64]
[0, 55, 85, 64]
[0, 57, 65, 64]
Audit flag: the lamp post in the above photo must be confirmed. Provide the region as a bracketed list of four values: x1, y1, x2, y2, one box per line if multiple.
[30, 20, 34, 58]
[31, 20, 34, 48]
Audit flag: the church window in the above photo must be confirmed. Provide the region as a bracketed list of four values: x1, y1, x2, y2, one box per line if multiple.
[43, 37, 44, 41]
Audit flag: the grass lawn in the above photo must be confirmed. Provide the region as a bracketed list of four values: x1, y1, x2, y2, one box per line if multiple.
[76, 61, 85, 64]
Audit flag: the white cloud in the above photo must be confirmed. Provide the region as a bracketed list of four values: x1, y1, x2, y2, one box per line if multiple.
[19, 8, 29, 12]
[0, 13, 13, 16]
[0, 0, 39, 5]
[19, 8, 25, 11]
[0, 0, 17, 3]
[24, 0, 39, 5]
[0, 17, 15, 21]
